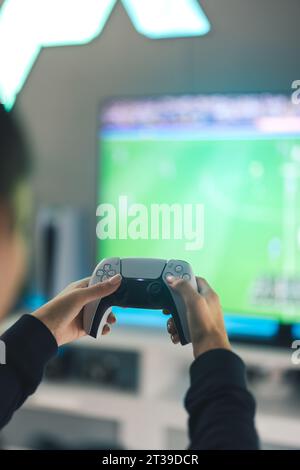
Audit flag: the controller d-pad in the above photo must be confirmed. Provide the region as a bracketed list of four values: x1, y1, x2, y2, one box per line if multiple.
[104, 264, 111, 271]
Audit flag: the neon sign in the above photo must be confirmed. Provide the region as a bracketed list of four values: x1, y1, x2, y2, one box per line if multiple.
[0, 0, 210, 110]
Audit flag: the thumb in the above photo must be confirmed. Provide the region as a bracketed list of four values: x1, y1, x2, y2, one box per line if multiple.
[166, 276, 200, 306]
[78, 274, 122, 304]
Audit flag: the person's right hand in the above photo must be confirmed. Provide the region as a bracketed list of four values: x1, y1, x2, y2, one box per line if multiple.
[165, 276, 231, 359]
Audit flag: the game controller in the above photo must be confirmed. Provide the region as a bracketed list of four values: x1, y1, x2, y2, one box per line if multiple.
[83, 258, 198, 345]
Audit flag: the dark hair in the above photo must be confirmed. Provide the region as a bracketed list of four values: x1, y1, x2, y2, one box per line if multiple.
[0, 104, 31, 204]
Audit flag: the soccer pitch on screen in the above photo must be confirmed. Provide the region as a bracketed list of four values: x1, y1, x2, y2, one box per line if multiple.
[96, 95, 300, 334]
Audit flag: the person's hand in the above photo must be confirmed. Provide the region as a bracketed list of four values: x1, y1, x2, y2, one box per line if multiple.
[32, 274, 122, 346]
[164, 276, 231, 359]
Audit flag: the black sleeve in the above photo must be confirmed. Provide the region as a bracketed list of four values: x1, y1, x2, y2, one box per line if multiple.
[0, 314, 58, 429]
[185, 348, 259, 450]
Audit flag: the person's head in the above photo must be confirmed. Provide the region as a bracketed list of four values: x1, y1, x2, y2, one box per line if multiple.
[0, 104, 32, 318]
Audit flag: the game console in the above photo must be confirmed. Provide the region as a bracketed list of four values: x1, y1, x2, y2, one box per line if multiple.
[83, 258, 198, 345]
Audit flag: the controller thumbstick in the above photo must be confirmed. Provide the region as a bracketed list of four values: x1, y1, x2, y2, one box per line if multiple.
[147, 282, 162, 297]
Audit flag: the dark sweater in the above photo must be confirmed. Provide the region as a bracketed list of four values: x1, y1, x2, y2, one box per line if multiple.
[0, 315, 259, 449]
[185, 348, 259, 449]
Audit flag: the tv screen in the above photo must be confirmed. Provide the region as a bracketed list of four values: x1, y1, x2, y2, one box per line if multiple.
[97, 94, 300, 344]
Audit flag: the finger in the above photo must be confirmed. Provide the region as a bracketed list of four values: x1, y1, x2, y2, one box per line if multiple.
[196, 277, 212, 296]
[107, 312, 117, 324]
[73, 277, 91, 289]
[73, 312, 86, 337]
[171, 333, 180, 344]
[166, 275, 200, 305]
[163, 309, 171, 315]
[196, 277, 219, 304]
[167, 317, 178, 335]
[80, 274, 122, 302]
[56, 277, 91, 297]
[102, 324, 111, 335]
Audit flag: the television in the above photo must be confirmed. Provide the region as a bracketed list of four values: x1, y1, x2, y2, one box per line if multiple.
[97, 94, 300, 346]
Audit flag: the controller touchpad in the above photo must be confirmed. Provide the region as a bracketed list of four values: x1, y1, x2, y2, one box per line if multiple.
[121, 258, 166, 279]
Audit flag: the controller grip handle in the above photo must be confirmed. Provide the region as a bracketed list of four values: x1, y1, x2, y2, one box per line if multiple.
[89, 295, 117, 338]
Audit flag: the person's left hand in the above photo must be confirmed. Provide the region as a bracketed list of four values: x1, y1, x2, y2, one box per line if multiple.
[32, 274, 122, 346]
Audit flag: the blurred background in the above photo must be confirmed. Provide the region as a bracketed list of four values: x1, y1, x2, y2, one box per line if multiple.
[1, 0, 300, 450]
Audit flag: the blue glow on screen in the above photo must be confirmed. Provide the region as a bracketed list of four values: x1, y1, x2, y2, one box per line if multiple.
[224, 314, 279, 338]
[23, 293, 279, 340]
[292, 323, 300, 339]
[112, 307, 167, 328]
[112, 307, 279, 339]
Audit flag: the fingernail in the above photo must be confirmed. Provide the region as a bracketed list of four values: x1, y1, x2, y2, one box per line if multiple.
[109, 273, 122, 285]
[166, 275, 175, 283]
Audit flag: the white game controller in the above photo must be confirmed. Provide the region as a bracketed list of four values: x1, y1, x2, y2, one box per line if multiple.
[83, 258, 198, 345]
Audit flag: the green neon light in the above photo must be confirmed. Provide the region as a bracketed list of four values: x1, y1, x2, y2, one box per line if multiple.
[0, 0, 210, 110]
[123, 0, 210, 39]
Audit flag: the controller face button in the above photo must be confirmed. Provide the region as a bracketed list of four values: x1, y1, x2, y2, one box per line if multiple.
[182, 274, 191, 281]
[108, 270, 116, 276]
[104, 264, 111, 271]
[175, 265, 183, 272]
[165, 272, 173, 279]
[96, 269, 104, 276]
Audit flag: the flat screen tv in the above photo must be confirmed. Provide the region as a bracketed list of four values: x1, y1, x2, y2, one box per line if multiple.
[97, 94, 300, 346]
